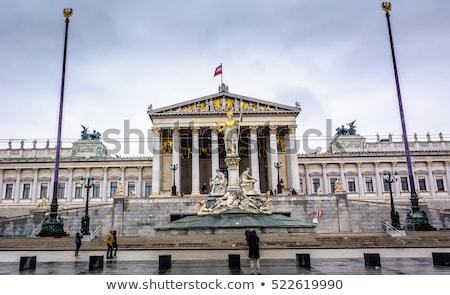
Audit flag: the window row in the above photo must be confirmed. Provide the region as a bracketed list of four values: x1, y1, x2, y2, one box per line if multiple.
[298, 176, 446, 194]
[3, 181, 153, 200]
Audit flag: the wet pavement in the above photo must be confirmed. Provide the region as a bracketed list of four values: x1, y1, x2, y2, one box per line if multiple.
[1, 248, 450, 275]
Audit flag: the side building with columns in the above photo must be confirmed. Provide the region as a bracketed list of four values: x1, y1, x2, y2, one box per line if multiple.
[0, 86, 450, 234]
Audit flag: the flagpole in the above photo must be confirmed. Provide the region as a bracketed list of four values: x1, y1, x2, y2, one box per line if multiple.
[220, 62, 223, 86]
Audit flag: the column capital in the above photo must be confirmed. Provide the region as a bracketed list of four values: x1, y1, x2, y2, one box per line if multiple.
[356, 163, 362, 168]
[321, 163, 327, 168]
[426, 160, 433, 166]
[339, 162, 345, 168]
[172, 127, 180, 136]
[102, 167, 109, 172]
[391, 162, 397, 167]
[288, 125, 297, 133]
[373, 162, 380, 167]
[269, 125, 278, 134]
[191, 127, 200, 135]
[137, 166, 143, 171]
[152, 127, 161, 136]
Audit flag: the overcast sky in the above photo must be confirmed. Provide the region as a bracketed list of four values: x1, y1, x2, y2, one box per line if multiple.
[1, 0, 449, 155]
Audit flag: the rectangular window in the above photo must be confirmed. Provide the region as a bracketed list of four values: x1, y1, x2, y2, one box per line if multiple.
[330, 178, 337, 193]
[145, 182, 152, 197]
[22, 183, 31, 199]
[127, 182, 135, 197]
[365, 177, 374, 193]
[75, 186, 83, 198]
[40, 183, 48, 199]
[418, 177, 427, 192]
[400, 177, 409, 192]
[312, 178, 320, 193]
[57, 183, 65, 199]
[5, 184, 13, 200]
[383, 179, 390, 192]
[347, 178, 356, 192]
[436, 177, 445, 192]
[93, 183, 100, 198]
[110, 182, 118, 197]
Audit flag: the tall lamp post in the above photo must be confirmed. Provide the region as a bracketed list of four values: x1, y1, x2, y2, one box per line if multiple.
[170, 164, 178, 196]
[274, 162, 283, 194]
[39, 8, 73, 237]
[80, 176, 94, 236]
[383, 171, 401, 229]
[381, 2, 431, 230]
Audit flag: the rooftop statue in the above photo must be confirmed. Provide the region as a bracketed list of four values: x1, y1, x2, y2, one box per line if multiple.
[81, 125, 102, 140]
[336, 120, 357, 136]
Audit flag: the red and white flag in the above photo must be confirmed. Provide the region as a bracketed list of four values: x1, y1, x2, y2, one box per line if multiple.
[214, 64, 222, 77]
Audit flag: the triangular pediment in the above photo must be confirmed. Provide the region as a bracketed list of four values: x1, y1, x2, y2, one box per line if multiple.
[147, 91, 301, 118]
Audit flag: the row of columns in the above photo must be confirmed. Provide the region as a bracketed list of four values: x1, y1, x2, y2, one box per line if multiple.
[0, 167, 146, 203]
[151, 125, 301, 195]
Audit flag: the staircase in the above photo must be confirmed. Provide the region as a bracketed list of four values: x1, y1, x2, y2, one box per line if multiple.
[1, 231, 449, 251]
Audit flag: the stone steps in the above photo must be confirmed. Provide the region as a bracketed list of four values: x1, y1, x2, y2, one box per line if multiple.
[1, 231, 450, 251]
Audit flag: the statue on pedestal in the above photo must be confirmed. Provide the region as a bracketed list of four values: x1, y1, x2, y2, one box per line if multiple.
[334, 179, 346, 193]
[217, 108, 239, 157]
[240, 168, 258, 195]
[209, 169, 227, 195]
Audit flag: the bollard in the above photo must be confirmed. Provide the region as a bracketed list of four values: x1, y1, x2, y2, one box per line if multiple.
[89, 256, 104, 271]
[296, 253, 311, 268]
[159, 255, 172, 273]
[228, 254, 240, 269]
[19, 256, 37, 271]
[364, 253, 381, 268]
[432, 252, 450, 266]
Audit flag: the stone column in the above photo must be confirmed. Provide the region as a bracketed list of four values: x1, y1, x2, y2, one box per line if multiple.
[249, 126, 260, 191]
[427, 161, 436, 196]
[210, 127, 219, 179]
[321, 163, 328, 195]
[32, 168, 39, 203]
[287, 125, 300, 191]
[14, 169, 21, 203]
[445, 161, 450, 196]
[268, 126, 278, 191]
[304, 164, 311, 195]
[391, 162, 400, 196]
[373, 162, 382, 195]
[137, 166, 143, 198]
[339, 163, 345, 186]
[102, 167, 108, 201]
[120, 167, 126, 196]
[191, 127, 200, 195]
[151, 127, 161, 196]
[172, 128, 180, 194]
[67, 168, 73, 203]
[0, 169, 3, 203]
[357, 163, 364, 197]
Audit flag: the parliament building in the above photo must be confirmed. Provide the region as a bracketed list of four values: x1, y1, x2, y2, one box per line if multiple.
[1, 85, 449, 236]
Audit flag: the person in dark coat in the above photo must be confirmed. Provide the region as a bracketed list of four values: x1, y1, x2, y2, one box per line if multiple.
[112, 230, 118, 257]
[247, 230, 261, 274]
[74, 231, 82, 256]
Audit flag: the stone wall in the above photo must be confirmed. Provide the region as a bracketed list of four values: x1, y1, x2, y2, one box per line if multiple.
[0, 195, 445, 237]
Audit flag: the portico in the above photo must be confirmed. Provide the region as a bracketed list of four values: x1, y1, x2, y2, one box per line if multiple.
[147, 85, 301, 196]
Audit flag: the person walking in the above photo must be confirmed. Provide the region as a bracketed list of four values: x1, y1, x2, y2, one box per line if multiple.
[74, 231, 82, 257]
[247, 230, 261, 274]
[112, 230, 118, 257]
[106, 228, 115, 259]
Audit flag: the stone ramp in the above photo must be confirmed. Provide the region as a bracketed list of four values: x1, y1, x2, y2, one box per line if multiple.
[1, 231, 450, 251]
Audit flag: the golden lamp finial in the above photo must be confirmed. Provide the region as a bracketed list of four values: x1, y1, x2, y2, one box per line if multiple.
[63, 8, 73, 18]
[381, 2, 391, 12]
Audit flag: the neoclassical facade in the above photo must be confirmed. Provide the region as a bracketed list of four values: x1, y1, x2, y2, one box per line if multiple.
[0, 87, 450, 215]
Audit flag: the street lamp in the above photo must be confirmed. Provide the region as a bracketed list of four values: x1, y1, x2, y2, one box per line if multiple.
[383, 171, 401, 229]
[39, 8, 73, 237]
[381, 2, 431, 229]
[79, 176, 94, 236]
[170, 164, 178, 196]
[274, 162, 283, 194]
